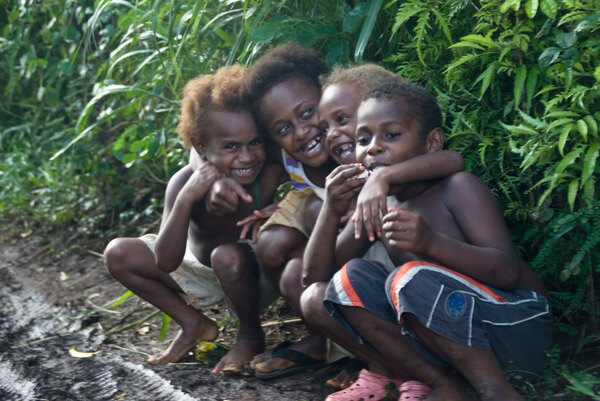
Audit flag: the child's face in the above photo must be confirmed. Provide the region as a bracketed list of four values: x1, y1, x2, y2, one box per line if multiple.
[318, 83, 360, 165]
[355, 97, 428, 170]
[198, 110, 266, 187]
[259, 78, 329, 167]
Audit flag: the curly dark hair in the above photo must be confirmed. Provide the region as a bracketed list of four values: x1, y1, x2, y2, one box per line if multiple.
[362, 82, 442, 136]
[320, 63, 404, 98]
[177, 65, 250, 148]
[247, 43, 328, 132]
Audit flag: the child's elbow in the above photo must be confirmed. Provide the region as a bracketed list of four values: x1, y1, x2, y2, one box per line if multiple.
[156, 258, 177, 274]
[494, 265, 521, 290]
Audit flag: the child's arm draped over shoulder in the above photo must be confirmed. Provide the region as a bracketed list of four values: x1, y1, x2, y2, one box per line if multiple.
[383, 172, 536, 291]
[354, 150, 464, 241]
[154, 164, 220, 273]
[302, 164, 369, 286]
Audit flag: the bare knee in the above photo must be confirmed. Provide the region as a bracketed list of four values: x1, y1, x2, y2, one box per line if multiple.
[256, 226, 305, 271]
[300, 282, 329, 327]
[211, 243, 256, 283]
[104, 238, 131, 279]
[104, 237, 154, 281]
[280, 258, 303, 299]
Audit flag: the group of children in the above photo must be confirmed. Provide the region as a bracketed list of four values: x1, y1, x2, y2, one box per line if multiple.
[104, 43, 553, 401]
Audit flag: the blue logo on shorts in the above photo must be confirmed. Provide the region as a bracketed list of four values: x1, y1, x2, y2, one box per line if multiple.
[445, 291, 467, 319]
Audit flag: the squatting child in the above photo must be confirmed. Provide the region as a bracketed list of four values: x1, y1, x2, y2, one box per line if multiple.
[104, 65, 285, 375]
[302, 82, 552, 401]
[303, 63, 465, 389]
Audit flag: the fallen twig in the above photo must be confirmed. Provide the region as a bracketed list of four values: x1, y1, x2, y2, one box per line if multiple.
[10, 334, 66, 349]
[87, 250, 104, 258]
[105, 310, 161, 335]
[261, 317, 302, 328]
[87, 299, 122, 315]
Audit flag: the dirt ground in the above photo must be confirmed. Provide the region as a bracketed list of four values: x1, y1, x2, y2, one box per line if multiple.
[0, 231, 337, 401]
[2, 229, 599, 401]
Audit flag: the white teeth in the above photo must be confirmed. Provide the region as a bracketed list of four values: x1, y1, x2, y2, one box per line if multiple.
[336, 143, 354, 158]
[233, 168, 254, 177]
[302, 136, 323, 156]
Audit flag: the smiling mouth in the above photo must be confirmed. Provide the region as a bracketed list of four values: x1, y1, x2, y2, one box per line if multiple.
[231, 166, 258, 178]
[300, 135, 324, 157]
[333, 143, 355, 159]
[365, 162, 388, 172]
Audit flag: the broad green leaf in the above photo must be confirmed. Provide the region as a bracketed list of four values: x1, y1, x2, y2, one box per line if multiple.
[500, 0, 521, 13]
[576, 119, 588, 142]
[583, 115, 598, 137]
[354, 0, 383, 62]
[518, 110, 545, 129]
[448, 41, 485, 50]
[514, 65, 527, 108]
[458, 34, 500, 49]
[555, 147, 584, 177]
[525, 0, 538, 18]
[446, 53, 479, 71]
[556, 32, 577, 49]
[558, 123, 573, 156]
[326, 37, 350, 66]
[525, 67, 539, 110]
[582, 142, 600, 185]
[567, 178, 579, 211]
[501, 122, 539, 136]
[343, 2, 368, 33]
[478, 62, 497, 99]
[432, 8, 452, 44]
[538, 47, 560, 70]
[546, 110, 580, 118]
[547, 118, 573, 131]
[540, 0, 557, 19]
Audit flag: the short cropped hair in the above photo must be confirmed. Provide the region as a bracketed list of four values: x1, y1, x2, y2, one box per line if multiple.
[320, 63, 404, 98]
[247, 43, 328, 131]
[362, 82, 442, 136]
[177, 65, 250, 148]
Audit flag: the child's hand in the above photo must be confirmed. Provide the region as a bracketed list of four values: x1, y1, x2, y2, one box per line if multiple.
[382, 207, 433, 255]
[181, 163, 222, 203]
[236, 203, 280, 243]
[205, 177, 253, 216]
[324, 164, 366, 217]
[353, 169, 390, 242]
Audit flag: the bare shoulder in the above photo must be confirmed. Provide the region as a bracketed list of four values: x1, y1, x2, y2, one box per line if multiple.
[164, 165, 193, 206]
[443, 171, 497, 207]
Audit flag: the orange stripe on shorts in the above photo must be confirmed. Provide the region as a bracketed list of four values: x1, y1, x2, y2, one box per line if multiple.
[340, 264, 365, 308]
[390, 261, 508, 307]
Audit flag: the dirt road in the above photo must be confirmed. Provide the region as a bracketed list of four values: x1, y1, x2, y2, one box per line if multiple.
[0, 234, 334, 401]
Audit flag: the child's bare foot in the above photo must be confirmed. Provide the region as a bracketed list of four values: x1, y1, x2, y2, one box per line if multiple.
[212, 335, 264, 375]
[250, 336, 327, 378]
[326, 358, 364, 390]
[147, 315, 219, 365]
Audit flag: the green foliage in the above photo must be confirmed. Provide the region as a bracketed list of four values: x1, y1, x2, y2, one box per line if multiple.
[1, 0, 599, 393]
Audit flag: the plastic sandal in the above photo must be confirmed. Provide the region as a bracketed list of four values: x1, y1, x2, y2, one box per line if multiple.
[325, 369, 403, 401]
[397, 380, 432, 400]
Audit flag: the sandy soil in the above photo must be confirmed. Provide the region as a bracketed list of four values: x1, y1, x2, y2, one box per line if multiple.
[0, 232, 337, 401]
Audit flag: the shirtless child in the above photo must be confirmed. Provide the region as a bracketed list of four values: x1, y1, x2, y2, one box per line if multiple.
[303, 82, 552, 400]
[104, 65, 285, 374]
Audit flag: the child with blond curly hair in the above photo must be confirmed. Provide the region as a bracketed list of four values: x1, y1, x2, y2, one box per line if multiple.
[104, 65, 286, 374]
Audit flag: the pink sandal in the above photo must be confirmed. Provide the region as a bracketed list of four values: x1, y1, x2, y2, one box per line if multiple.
[397, 380, 432, 400]
[325, 369, 403, 401]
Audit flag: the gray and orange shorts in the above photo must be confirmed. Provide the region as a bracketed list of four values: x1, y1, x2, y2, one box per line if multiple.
[324, 259, 553, 381]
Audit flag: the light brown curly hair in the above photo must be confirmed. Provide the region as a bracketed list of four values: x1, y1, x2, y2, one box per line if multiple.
[320, 63, 404, 99]
[177, 65, 251, 149]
